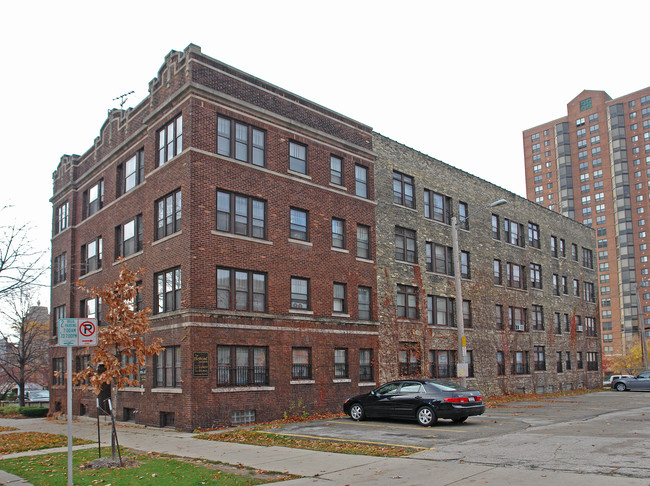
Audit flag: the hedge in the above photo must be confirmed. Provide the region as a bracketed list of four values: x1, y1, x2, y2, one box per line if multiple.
[17, 407, 48, 418]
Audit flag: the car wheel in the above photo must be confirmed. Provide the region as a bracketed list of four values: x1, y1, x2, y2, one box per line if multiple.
[452, 417, 467, 424]
[416, 406, 437, 426]
[615, 382, 627, 392]
[349, 403, 365, 421]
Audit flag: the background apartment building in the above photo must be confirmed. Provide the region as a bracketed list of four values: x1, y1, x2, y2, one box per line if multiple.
[523, 87, 650, 359]
[374, 134, 601, 396]
[50, 45, 378, 430]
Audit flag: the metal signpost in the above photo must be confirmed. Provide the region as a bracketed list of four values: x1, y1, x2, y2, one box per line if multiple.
[57, 318, 97, 486]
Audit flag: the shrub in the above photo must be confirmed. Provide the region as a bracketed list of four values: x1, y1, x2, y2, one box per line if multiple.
[18, 407, 48, 418]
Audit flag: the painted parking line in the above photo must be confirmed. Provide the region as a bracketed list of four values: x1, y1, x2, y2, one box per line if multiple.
[262, 431, 431, 451]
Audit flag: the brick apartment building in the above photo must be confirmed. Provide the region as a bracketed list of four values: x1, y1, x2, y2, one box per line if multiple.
[50, 44, 602, 430]
[523, 87, 650, 360]
[374, 134, 601, 397]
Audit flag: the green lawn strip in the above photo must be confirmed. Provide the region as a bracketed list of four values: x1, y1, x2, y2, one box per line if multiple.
[0, 447, 290, 485]
[0, 432, 93, 454]
[198, 428, 417, 457]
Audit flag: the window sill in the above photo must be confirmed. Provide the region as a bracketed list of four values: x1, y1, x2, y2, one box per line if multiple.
[331, 247, 349, 254]
[152, 231, 182, 247]
[212, 386, 275, 393]
[212, 231, 273, 245]
[332, 313, 351, 318]
[290, 379, 315, 385]
[356, 257, 373, 264]
[329, 183, 347, 191]
[288, 170, 312, 180]
[119, 386, 146, 393]
[359, 381, 376, 387]
[333, 378, 351, 383]
[152, 387, 182, 394]
[288, 238, 313, 247]
[393, 203, 417, 212]
[289, 309, 314, 315]
[113, 251, 144, 266]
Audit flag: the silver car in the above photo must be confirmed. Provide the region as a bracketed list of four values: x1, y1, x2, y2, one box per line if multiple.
[611, 371, 650, 391]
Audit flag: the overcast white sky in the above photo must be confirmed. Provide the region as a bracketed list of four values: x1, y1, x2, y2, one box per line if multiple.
[1, 0, 649, 310]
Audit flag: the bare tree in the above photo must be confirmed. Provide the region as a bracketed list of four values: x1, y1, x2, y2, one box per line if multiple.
[0, 288, 50, 406]
[0, 206, 46, 299]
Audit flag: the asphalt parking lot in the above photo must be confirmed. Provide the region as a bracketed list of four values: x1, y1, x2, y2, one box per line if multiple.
[275, 390, 650, 477]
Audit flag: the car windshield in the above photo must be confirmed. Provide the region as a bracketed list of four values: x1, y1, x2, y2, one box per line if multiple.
[28, 391, 48, 399]
[426, 381, 469, 392]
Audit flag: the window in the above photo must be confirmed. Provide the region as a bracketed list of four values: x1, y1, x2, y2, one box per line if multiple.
[83, 179, 104, 219]
[217, 116, 265, 166]
[590, 124, 599, 133]
[217, 190, 266, 239]
[290, 208, 309, 241]
[430, 350, 457, 379]
[559, 239, 566, 257]
[397, 285, 418, 319]
[562, 276, 568, 294]
[532, 143, 540, 152]
[493, 259, 502, 285]
[578, 140, 586, 149]
[529, 263, 542, 289]
[53, 358, 65, 386]
[115, 215, 143, 259]
[54, 201, 69, 235]
[591, 135, 600, 145]
[563, 314, 570, 332]
[53, 253, 67, 285]
[330, 155, 343, 185]
[429, 295, 454, 326]
[154, 345, 181, 387]
[75, 355, 91, 386]
[355, 165, 368, 198]
[393, 172, 414, 208]
[333, 283, 347, 313]
[571, 243, 578, 261]
[356, 224, 370, 259]
[531, 133, 540, 142]
[504, 219, 525, 247]
[155, 189, 182, 240]
[458, 202, 469, 230]
[495, 305, 503, 329]
[585, 316, 596, 337]
[216, 346, 268, 386]
[117, 150, 144, 196]
[399, 343, 421, 376]
[216, 268, 266, 312]
[81, 236, 102, 275]
[52, 305, 66, 337]
[587, 352, 598, 371]
[155, 267, 181, 314]
[292, 347, 311, 379]
[554, 313, 561, 334]
[552, 274, 559, 295]
[512, 351, 530, 375]
[497, 351, 505, 376]
[330, 218, 346, 249]
[157, 114, 183, 166]
[492, 214, 500, 240]
[580, 98, 592, 111]
[589, 113, 598, 122]
[528, 222, 540, 248]
[577, 352, 583, 369]
[533, 346, 546, 371]
[395, 227, 417, 263]
[565, 352, 572, 371]
[550, 236, 558, 257]
[358, 286, 372, 320]
[506, 262, 527, 290]
[427, 242, 453, 275]
[582, 248, 594, 268]
[289, 141, 307, 174]
[532, 305, 544, 330]
[81, 297, 101, 320]
[460, 251, 470, 279]
[584, 282, 595, 303]
[509, 307, 527, 332]
[290, 277, 310, 310]
[334, 349, 348, 378]
[360, 349, 373, 381]
[424, 189, 451, 224]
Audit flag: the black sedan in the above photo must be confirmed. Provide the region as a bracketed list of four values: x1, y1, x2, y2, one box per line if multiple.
[611, 371, 650, 391]
[343, 379, 485, 426]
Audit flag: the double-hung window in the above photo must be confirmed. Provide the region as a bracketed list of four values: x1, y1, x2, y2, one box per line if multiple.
[395, 227, 417, 263]
[393, 172, 414, 208]
[528, 222, 540, 248]
[217, 346, 268, 386]
[81, 237, 102, 275]
[292, 347, 311, 379]
[290, 277, 310, 310]
[154, 267, 181, 314]
[424, 190, 451, 224]
[83, 180, 104, 219]
[360, 349, 373, 381]
[356, 224, 370, 259]
[529, 263, 542, 289]
[115, 215, 143, 259]
[117, 150, 144, 196]
[217, 190, 266, 239]
[330, 155, 343, 185]
[54, 202, 69, 234]
[154, 345, 181, 387]
[157, 115, 183, 166]
[332, 218, 345, 249]
[333, 283, 347, 313]
[53, 253, 67, 285]
[155, 189, 182, 240]
[533, 346, 546, 371]
[358, 286, 372, 320]
[289, 141, 307, 174]
[397, 285, 418, 319]
[290, 208, 309, 241]
[506, 263, 526, 289]
[217, 267, 266, 312]
[532, 305, 544, 330]
[355, 165, 368, 198]
[334, 349, 348, 378]
[427, 242, 453, 275]
[217, 116, 265, 166]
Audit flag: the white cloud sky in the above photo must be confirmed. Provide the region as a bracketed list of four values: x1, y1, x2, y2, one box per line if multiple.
[1, 0, 648, 310]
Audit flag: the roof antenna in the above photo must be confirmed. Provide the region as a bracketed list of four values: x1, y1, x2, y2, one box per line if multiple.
[113, 91, 134, 110]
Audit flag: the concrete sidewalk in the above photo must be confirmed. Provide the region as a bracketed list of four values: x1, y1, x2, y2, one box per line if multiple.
[0, 416, 647, 485]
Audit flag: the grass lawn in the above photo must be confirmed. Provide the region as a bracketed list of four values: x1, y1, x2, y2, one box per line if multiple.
[0, 447, 292, 485]
[199, 428, 419, 457]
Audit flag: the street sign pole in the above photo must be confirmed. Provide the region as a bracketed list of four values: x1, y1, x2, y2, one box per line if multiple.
[66, 345, 73, 486]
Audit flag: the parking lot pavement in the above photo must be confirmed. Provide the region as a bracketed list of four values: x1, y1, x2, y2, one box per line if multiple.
[276, 391, 650, 479]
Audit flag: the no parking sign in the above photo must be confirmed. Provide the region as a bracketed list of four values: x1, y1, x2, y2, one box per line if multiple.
[78, 319, 98, 346]
[57, 318, 98, 347]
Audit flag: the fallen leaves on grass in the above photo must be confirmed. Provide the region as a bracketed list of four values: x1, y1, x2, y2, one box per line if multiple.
[198, 429, 417, 457]
[0, 426, 18, 432]
[0, 432, 92, 454]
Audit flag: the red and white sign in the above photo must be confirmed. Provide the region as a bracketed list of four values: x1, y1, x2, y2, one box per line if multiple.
[77, 319, 98, 346]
